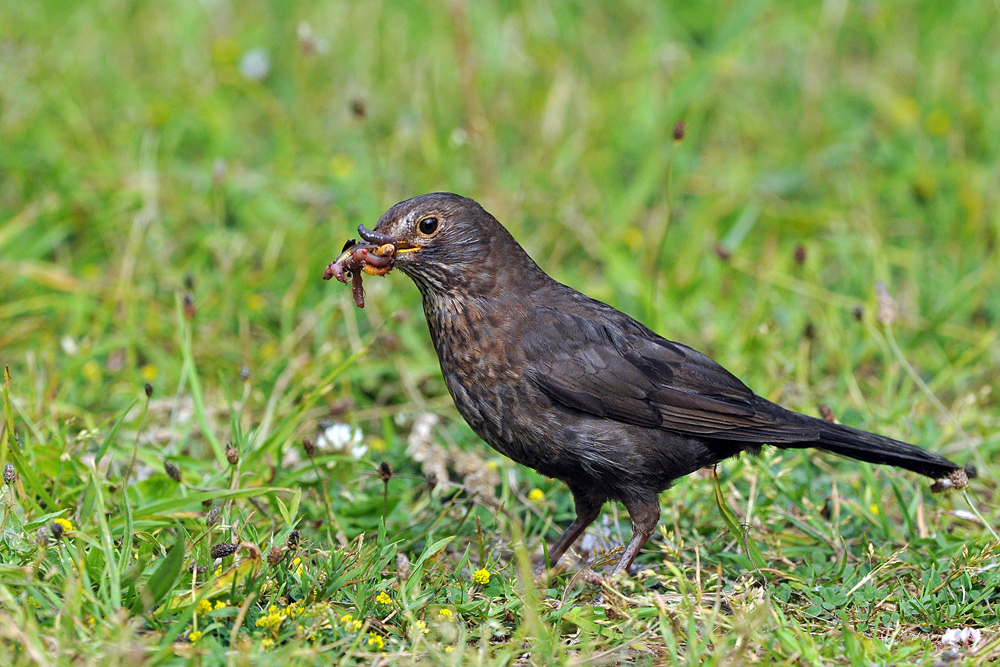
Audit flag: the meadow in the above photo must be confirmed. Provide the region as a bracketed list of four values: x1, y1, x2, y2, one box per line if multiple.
[1, 0, 999, 664]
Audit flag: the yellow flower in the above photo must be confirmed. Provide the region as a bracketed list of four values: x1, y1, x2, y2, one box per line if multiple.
[375, 591, 391, 605]
[340, 613, 354, 624]
[261, 637, 275, 651]
[437, 608, 453, 621]
[140, 364, 158, 382]
[292, 556, 304, 577]
[188, 630, 202, 643]
[444, 645, 454, 653]
[367, 632, 384, 650]
[472, 568, 491, 585]
[214, 600, 228, 610]
[527, 488, 544, 503]
[53, 518, 73, 532]
[330, 154, 355, 179]
[246, 294, 267, 312]
[870, 503, 880, 516]
[412, 619, 429, 635]
[82, 360, 102, 383]
[351, 619, 363, 631]
[196, 599, 213, 616]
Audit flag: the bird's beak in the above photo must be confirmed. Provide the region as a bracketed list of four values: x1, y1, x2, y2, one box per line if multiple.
[357, 223, 420, 257]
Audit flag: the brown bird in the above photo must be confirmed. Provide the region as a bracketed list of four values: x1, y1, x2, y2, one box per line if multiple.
[326, 192, 973, 577]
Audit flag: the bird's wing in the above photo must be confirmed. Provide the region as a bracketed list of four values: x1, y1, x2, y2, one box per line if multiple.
[523, 308, 815, 441]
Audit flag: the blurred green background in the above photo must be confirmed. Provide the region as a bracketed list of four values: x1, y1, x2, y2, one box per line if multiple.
[3, 0, 997, 419]
[1, 0, 999, 663]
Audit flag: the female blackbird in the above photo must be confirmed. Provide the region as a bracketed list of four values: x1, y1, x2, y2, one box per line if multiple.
[336, 192, 973, 576]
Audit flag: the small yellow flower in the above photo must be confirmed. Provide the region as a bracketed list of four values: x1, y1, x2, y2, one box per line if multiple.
[196, 599, 213, 616]
[472, 568, 491, 585]
[82, 360, 102, 383]
[140, 364, 158, 382]
[330, 154, 355, 179]
[367, 632, 384, 650]
[870, 503, 880, 516]
[292, 556, 304, 577]
[351, 619, 363, 631]
[214, 600, 228, 610]
[444, 645, 454, 653]
[246, 294, 267, 312]
[340, 613, 354, 624]
[412, 619, 428, 635]
[527, 488, 544, 503]
[375, 591, 391, 605]
[261, 637, 275, 651]
[188, 630, 202, 643]
[53, 518, 73, 533]
[437, 608, 453, 621]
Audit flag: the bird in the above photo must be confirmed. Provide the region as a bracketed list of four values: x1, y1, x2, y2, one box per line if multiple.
[326, 192, 974, 578]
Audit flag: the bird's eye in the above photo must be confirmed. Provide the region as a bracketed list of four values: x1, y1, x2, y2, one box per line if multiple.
[418, 217, 439, 236]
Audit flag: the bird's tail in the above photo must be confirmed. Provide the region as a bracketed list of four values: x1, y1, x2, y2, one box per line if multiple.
[784, 419, 973, 480]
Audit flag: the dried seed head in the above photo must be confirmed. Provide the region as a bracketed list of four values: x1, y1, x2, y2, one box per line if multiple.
[183, 293, 196, 320]
[3, 462, 14, 485]
[396, 552, 412, 581]
[144, 382, 153, 398]
[267, 546, 285, 566]
[36, 526, 50, 547]
[49, 521, 64, 540]
[206, 505, 221, 527]
[817, 404, 836, 422]
[210, 542, 239, 560]
[302, 438, 316, 458]
[876, 282, 897, 326]
[240, 365, 250, 381]
[226, 443, 239, 466]
[794, 244, 806, 265]
[188, 564, 209, 575]
[672, 120, 686, 142]
[164, 460, 181, 482]
[852, 305, 864, 321]
[184, 273, 195, 290]
[378, 460, 393, 482]
[350, 99, 367, 119]
[714, 244, 732, 261]
[287, 530, 300, 548]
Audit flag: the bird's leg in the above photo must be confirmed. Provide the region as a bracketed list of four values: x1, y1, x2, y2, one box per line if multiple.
[535, 491, 602, 576]
[611, 497, 661, 575]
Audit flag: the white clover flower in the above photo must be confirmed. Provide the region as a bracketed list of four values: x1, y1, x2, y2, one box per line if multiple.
[317, 422, 366, 459]
[941, 627, 981, 648]
[239, 49, 270, 81]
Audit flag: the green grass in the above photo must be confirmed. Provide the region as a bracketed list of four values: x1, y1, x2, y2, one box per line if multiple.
[2, 0, 999, 664]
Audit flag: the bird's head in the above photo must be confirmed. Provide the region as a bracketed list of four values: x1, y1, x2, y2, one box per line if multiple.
[352, 192, 544, 297]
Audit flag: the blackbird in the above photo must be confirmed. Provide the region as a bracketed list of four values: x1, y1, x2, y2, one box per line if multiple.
[327, 192, 973, 576]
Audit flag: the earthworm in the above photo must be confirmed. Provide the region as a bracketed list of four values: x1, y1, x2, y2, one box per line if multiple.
[323, 238, 399, 308]
[357, 224, 396, 247]
[351, 269, 365, 307]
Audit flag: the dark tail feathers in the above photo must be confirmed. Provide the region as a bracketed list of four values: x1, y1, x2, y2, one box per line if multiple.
[786, 419, 972, 480]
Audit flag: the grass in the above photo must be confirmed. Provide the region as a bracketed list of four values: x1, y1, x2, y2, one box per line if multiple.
[1, 0, 999, 664]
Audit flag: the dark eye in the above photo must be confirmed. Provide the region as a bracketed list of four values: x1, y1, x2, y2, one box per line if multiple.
[418, 217, 439, 236]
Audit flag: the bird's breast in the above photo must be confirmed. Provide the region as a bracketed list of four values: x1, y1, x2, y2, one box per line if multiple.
[422, 294, 538, 459]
